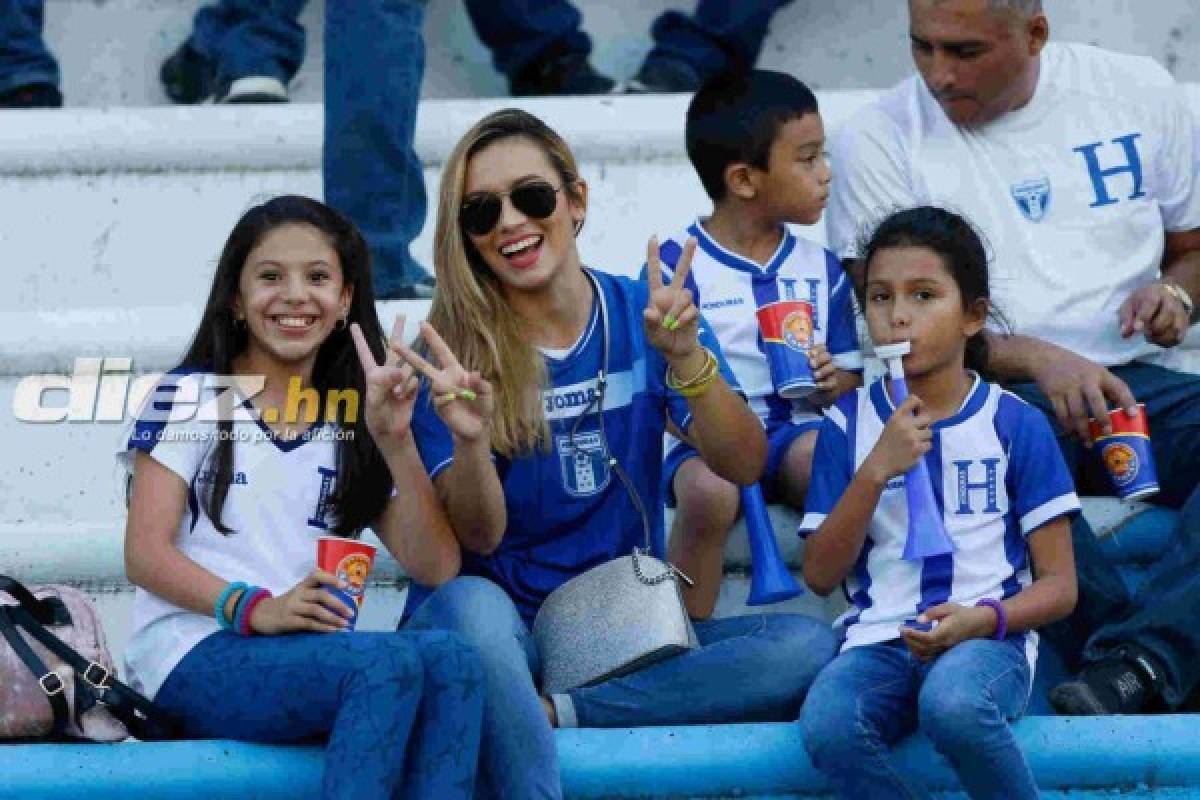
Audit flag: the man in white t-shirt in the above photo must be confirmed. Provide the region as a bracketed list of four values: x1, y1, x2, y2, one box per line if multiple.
[827, 0, 1200, 716]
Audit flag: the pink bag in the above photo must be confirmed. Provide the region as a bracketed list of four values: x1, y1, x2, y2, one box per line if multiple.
[0, 575, 173, 741]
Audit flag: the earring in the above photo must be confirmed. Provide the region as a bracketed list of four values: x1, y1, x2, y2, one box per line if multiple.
[233, 318, 247, 332]
[335, 318, 348, 331]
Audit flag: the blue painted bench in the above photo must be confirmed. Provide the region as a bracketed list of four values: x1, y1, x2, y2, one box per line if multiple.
[5, 717, 1200, 799]
[0, 504, 1188, 798]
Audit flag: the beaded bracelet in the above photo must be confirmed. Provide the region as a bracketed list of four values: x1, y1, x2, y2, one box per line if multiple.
[975, 598, 1008, 641]
[236, 588, 273, 636]
[214, 581, 248, 630]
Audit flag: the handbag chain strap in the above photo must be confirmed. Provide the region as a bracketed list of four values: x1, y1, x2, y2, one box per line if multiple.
[631, 547, 694, 587]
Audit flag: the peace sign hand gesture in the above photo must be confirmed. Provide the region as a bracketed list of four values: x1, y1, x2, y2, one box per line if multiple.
[350, 316, 420, 451]
[644, 236, 702, 362]
[392, 321, 494, 444]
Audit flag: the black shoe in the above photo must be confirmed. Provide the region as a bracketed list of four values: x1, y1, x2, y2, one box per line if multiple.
[0, 82, 62, 109]
[626, 58, 702, 94]
[1049, 648, 1164, 715]
[378, 274, 436, 301]
[510, 46, 615, 96]
[161, 40, 215, 104]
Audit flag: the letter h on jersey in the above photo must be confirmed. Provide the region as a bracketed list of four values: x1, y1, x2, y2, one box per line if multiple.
[1073, 133, 1147, 208]
[954, 458, 1002, 515]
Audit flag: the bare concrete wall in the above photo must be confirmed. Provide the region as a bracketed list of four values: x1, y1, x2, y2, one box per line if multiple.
[40, 0, 1200, 108]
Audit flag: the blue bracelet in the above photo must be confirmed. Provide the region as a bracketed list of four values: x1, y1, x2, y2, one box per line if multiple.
[214, 581, 248, 630]
[975, 598, 1008, 641]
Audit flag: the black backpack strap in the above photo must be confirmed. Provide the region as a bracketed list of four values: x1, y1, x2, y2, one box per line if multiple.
[0, 575, 71, 627]
[0, 606, 69, 738]
[6, 605, 178, 741]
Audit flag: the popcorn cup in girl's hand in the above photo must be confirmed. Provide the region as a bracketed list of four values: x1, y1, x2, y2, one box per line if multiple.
[317, 537, 377, 630]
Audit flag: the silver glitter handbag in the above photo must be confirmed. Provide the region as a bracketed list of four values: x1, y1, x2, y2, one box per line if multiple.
[533, 268, 699, 695]
[534, 548, 698, 695]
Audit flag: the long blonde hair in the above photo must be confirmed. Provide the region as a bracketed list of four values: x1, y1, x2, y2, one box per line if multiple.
[428, 109, 586, 456]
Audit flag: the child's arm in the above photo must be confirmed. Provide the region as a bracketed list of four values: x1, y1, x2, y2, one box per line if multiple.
[803, 394, 932, 595]
[808, 343, 862, 407]
[125, 452, 354, 633]
[815, 254, 865, 408]
[901, 518, 1076, 660]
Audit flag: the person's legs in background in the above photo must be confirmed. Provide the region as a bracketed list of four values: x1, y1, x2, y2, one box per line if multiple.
[1009, 365, 1200, 713]
[161, 0, 307, 104]
[324, 0, 432, 300]
[629, 0, 794, 93]
[0, 0, 61, 107]
[403, 576, 562, 800]
[1039, 364, 1200, 714]
[464, 0, 613, 96]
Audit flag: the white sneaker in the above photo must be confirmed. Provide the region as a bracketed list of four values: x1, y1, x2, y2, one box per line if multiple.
[218, 76, 288, 104]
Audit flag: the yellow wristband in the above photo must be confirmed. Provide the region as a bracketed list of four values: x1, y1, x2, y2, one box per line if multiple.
[672, 373, 719, 398]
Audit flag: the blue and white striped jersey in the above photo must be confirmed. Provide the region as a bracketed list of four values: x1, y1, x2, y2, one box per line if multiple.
[652, 220, 862, 427]
[799, 375, 1079, 665]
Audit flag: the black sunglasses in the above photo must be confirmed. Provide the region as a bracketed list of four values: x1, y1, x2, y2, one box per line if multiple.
[459, 181, 563, 236]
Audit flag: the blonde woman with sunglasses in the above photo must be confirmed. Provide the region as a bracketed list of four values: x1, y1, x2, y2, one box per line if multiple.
[392, 109, 837, 799]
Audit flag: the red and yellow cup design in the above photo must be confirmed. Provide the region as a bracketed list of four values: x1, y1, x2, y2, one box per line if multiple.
[317, 537, 376, 630]
[1088, 404, 1159, 502]
[755, 300, 816, 399]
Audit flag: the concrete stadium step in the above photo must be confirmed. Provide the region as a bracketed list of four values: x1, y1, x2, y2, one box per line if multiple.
[0, 94, 845, 331]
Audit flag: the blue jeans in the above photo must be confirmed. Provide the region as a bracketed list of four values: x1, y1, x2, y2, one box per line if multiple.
[1008, 363, 1200, 706]
[801, 638, 1037, 800]
[189, 0, 307, 87]
[403, 575, 836, 799]
[155, 629, 483, 800]
[0, 0, 58, 94]
[324, 0, 429, 295]
[466, 0, 792, 80]
[643, 0, 795, 83]
[465, 0, 591, 78]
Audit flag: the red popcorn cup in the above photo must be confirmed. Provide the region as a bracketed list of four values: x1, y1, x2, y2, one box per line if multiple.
[1088, 404, 1159, 502]
[317, 537, 376, 630]
[755, 300, 816, 399]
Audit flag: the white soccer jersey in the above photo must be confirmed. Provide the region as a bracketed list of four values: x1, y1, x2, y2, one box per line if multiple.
[654, 220, 862, 426]
[799, 376, 1079, 668]
[827, 42, 1200, 368]
[119, 370, 346, 698]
